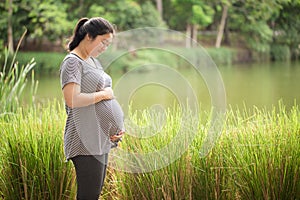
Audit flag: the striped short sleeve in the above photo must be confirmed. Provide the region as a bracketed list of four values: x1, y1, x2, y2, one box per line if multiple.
[60, 57, 82, 89]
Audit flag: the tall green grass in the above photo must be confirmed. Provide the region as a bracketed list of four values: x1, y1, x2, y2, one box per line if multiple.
[191, 103, 299, 200]
[0, 39, 38, 116]
[0, 101, 299, 199]
[0, 100, 75, 200]
[110, 102, 299, 200]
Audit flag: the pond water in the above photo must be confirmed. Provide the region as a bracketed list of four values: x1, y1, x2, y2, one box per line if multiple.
[29, 61, 300, 112]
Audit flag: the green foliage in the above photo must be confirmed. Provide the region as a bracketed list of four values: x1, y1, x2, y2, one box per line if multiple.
[0, 0, 73, 51]
[229, 1, 279, 53]
[270, 44, 291, 61]
[191, 2, 214, 27]
[64, 0, 100, 19]
[102, 0, 164, 30]
[274, 1, 300, 60]
[228, 0, 286, 54]
[0, 0, 299, 62]
[242, 21, 273, 53]
[168, 0, 214, 30]
[139, 1, 166, 28]
[16, 51, 66, 75]
[28, 1, 72, 41]
[206, 47, 233, 65]
[86, 5, 105, 19]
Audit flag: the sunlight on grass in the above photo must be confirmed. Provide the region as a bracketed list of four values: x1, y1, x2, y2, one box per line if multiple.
[0, 100, 299, 199]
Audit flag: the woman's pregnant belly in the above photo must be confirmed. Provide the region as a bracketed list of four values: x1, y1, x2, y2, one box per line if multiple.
[95, 99, 125, 136]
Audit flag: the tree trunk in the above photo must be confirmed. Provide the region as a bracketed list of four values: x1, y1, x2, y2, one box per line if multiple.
[156, 0, 163, 18]
[224, 16, 230, 45]
[215, 5, 228, 48]
[7, 0, 14, 53]
[192, 24, 198, 47]
[186, 24, 192, 48]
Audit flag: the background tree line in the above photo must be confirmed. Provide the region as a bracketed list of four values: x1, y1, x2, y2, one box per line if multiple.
[1, 0, 300, 60]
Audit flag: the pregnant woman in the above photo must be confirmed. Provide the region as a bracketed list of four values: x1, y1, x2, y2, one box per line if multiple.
[60, 17, 124, 199]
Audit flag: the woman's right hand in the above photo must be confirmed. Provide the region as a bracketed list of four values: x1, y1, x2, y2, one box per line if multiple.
[101, 87, 114, 100]
[110, 131, 125, 142]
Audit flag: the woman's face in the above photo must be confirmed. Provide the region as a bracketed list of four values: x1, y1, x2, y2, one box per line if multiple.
[89, 33, 113, 57]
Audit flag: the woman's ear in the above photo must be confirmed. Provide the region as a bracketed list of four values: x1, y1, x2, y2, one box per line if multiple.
[86, 34, 92, 41]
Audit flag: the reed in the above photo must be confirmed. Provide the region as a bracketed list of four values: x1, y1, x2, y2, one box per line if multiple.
[190, 102, 300, 200]
[0, 32, 38, 117]
[0, 100, 299, 199]
[0, 100, 76, 200]
[110, 102, 299, 200]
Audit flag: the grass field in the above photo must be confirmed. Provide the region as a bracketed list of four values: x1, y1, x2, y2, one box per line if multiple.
[0, 100, 299, 200]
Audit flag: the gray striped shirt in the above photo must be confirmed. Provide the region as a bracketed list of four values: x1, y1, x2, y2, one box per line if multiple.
[60, 53, 124, 160]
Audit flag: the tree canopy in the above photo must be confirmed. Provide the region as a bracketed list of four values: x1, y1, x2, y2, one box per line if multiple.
[0, 0, 299, 59]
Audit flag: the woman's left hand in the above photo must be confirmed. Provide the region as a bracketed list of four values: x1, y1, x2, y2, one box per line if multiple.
[110, 131, 125, 142]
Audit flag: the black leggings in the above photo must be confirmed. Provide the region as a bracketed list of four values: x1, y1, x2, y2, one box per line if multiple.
[71, 154, 108, 200]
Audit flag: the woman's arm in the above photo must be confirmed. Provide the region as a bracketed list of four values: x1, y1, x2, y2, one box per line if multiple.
[63, 82, 114, 108]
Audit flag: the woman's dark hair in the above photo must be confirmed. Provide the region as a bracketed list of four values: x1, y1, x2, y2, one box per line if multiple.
[68, 17, 115, 51]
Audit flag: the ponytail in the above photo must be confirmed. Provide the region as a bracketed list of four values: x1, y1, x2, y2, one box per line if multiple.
[67, 17, 115, 51]
[68, 18, 89, 51]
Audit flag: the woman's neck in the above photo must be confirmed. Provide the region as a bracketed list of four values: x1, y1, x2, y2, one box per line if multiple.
[72, 44, 89, 60]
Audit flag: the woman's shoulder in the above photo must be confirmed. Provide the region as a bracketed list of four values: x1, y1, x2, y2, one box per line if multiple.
[62, 53, 84, 65]
[60, 53, 83, 72]
[63, 53, 83, 62]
